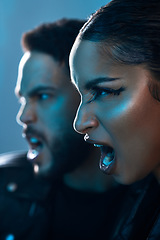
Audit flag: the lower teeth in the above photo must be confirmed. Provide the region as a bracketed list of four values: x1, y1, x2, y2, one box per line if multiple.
[27, 149, 39, 160]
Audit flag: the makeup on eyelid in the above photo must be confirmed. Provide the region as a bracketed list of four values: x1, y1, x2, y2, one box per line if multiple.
[86, 86, 126, 103]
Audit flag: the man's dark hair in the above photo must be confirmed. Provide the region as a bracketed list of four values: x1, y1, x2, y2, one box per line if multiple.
[22, 18, 85, 72]
[79, 0, 160, 101]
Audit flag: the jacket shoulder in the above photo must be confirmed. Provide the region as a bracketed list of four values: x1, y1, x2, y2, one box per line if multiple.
[0, 151, 34, 192]
[0, 151, 51, 201]
[0, 151, 30, 168]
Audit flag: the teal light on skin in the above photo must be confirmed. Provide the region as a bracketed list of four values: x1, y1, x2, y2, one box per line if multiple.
[15, 51, 94, 179]
[70, 39, 160, 184]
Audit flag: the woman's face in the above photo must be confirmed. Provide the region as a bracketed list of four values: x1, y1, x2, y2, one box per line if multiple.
[69, 39, 160, 184]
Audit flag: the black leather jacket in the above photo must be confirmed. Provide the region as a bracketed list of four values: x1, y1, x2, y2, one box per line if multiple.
[111, 174, 160, 240]
[0, 151, 53, 240]
[0, 151, 159, 240]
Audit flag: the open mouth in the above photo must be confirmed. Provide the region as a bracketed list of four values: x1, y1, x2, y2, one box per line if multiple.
[26, 136, 43, 160]
[94, 144, 116, 174]
[101, 146, 115, 166]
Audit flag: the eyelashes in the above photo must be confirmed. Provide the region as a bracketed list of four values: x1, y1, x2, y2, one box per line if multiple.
[87, 86, 125, 103]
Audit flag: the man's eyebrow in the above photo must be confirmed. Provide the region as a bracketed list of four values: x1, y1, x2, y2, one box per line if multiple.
[85, 77, 120, 89]
[28, 86, 56, 97]
[16, 86, 56, 98]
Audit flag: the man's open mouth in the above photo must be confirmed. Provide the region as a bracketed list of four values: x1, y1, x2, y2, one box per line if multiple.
[26, 136, 43, 160]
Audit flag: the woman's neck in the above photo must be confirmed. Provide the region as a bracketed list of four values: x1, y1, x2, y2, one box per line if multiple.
[63, 148, 117, 192]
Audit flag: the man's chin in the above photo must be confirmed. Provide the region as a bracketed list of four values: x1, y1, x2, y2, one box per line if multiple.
[33, 164, 52, 179]
[27, 149, 55, 178]
[33, 162, 61, 180]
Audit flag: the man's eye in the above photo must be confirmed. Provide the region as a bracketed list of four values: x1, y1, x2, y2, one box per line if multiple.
[38, 93, 50, 100]
[87, 86, 125, 103]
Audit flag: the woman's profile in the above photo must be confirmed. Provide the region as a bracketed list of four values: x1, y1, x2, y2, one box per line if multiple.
[69, 0, 160, 239]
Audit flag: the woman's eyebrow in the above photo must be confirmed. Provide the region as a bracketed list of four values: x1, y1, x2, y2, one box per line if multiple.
[85, 77, 120, 90]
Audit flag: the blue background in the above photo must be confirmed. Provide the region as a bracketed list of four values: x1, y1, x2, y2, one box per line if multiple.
[0, 0, 110, 154]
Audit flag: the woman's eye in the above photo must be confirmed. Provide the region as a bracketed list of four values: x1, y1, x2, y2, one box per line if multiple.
[88, 86, 125, 103]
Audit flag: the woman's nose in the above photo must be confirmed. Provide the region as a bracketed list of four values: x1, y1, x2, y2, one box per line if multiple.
[73, 103, 98, 135]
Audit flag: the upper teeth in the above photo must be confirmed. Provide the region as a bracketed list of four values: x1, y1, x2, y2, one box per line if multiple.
[94, 144, 102, 148]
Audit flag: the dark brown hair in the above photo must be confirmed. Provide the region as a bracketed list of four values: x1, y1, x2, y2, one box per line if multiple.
[22, 18, 86, 72]
[79, 0, 160, 101]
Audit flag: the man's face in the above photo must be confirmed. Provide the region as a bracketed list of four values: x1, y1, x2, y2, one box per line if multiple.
[15, 51, 89, 178]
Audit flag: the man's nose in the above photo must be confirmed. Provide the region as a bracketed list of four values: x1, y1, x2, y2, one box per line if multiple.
[16, 103, 37, 126]
[73, 103, 98, 135]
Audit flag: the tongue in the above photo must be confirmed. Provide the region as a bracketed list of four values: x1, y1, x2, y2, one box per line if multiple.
[101, 147, 115, 166]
